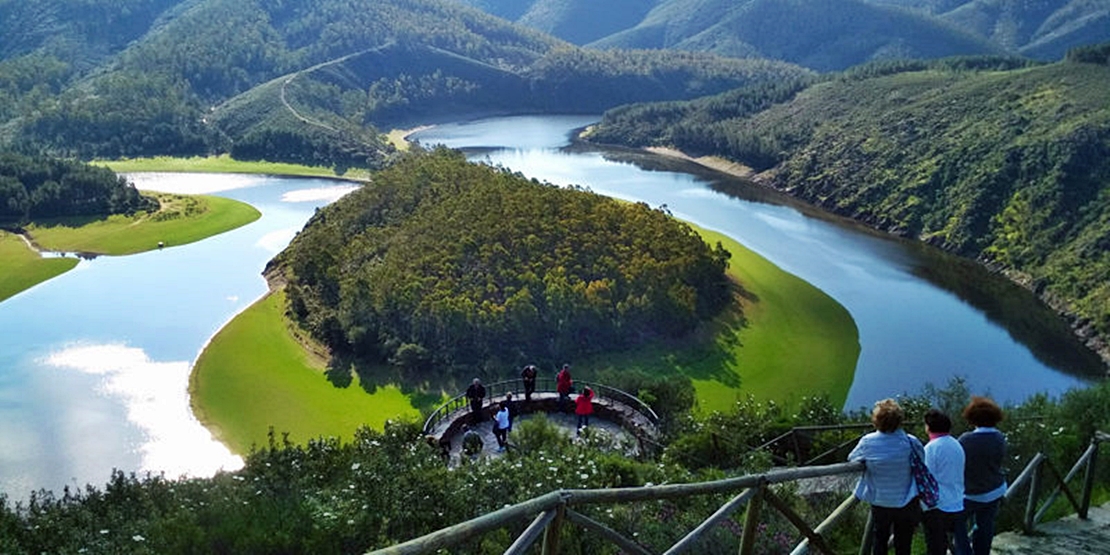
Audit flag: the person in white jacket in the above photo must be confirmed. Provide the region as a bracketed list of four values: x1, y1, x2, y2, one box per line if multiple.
[922, 409, 965, 555]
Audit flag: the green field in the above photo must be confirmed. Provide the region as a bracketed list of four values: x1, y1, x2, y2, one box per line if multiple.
[97, 155, 369, 180]
[25, 193, 260, 255]
[580, 226, 859, 414]
[190, 290, 419, 455]
[0, 232, 79, 302]
[1, 193, 260, 301]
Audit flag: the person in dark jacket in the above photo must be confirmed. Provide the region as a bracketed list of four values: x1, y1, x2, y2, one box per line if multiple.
[954, 396, 1006, 555]
[520, 364, 538, 401]
[465, 378, 486, 425]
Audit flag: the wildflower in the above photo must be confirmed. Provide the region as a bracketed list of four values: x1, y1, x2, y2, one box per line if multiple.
[132, 535, 146, 542]
[99, 530, 109, 535]
[351, 463, 361, 471]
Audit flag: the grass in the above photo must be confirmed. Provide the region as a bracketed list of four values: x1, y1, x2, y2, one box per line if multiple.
[190, 290, 419, 455]
[1, 193, 260, 302]
[25, 193, 260, 255]
[583, 225, 860, 414]
[0, 232, 79, 302]
[95, 155, 370, 181]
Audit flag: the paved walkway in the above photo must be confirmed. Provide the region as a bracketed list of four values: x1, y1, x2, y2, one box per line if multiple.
[991, 503, 1110, 555]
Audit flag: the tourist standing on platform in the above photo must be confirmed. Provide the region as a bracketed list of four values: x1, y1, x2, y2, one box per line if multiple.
[954, 397, 1007, 555]
[466, 378, 486, 424]
[848, 398, 923, 555]
[504, 392, 517, 432]
[493, 402, 511, 452]
[575, 386, 594, 435]
[922, 409, 965, 555]
[556, 364, 573, 413]
[521, 364, 538, 401]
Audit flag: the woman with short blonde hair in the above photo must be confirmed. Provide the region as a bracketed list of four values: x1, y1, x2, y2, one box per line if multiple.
[849, 398, 923, 555]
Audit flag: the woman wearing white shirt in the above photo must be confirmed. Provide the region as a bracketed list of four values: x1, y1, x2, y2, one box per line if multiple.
[922, 409, 965, 555]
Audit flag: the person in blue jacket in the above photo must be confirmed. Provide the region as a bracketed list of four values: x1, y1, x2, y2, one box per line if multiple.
[849, 398, 924, 555]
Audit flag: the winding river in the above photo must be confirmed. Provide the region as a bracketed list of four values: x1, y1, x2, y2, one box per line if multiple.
[0, 115, 1102, 500]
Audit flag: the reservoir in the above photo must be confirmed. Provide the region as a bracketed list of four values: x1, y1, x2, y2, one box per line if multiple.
[0, 115, 1102, 499]
[410, 115, 1103, 408]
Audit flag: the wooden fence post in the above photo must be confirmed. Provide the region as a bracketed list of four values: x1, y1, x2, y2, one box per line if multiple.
[1024, 458, 1042, 533]
[542, 504, 565, 555]
[739, 485, 764, 555]
[1080, 438, 1099, 519]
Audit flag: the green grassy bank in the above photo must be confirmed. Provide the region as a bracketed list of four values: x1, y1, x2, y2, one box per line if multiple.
[0, 232, 79, 302]
[1, 193, 260, 301]
[190, 290, 419, 455]
[26, 193, 260, 255]
[99, 155, 369, 180]
[581, 225, 859, 414]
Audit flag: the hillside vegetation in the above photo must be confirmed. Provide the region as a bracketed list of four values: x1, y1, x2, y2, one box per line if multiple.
[585, 51, 1110, 360]
[272, 148, 734, 376]
[462, 0, 1110, 69]
[3, 373, 1109, 553]
[0, 0, 809, 170]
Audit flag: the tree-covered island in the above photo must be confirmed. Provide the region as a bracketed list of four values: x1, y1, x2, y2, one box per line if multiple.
[271, 147, 734, 377]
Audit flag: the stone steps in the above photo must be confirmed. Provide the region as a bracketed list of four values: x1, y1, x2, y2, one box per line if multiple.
[991, 503, 1110, 555]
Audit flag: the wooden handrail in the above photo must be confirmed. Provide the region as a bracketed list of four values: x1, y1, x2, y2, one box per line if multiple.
[1003, 431, 1109, 534]
[371, 429, 1109, 554]
[368, 461, 865, 555]
[422, 378, 660, 435]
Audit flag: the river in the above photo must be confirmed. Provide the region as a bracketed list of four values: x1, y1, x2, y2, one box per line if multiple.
[0, 115, 1102, 500]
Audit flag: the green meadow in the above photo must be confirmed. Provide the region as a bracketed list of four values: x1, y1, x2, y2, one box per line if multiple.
[580, 225, 859, 414]
[25, 193, 260, 255]
[190, 290, 419, 455]
[0, 232, 79, 302]
[98, 155, 370, 180]
[1, 193, 259, 302]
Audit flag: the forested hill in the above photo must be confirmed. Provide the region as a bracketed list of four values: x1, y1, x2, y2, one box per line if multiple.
[271, 148, 733, 376]
[461, 0, 1110, 71]
[584, 49, 1110, 363]
[0, 0, 810, 169]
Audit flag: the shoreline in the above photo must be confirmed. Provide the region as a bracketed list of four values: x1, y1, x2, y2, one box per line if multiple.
[639, 144, 1110, 372]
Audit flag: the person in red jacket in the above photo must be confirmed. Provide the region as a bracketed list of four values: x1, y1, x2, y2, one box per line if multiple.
[575, 386, 594, 434]
[556, 364, 573, 413]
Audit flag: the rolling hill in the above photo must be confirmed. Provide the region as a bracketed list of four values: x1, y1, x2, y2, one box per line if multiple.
[0, 0, 810, 167]
[458, 0, 1110, 70]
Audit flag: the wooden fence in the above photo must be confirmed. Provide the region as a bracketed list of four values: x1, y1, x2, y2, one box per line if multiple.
[369, 429, 1110, 555]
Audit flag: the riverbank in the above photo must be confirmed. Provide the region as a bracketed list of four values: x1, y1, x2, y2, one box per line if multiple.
[96, 155, 371, 181]
[189, 289, 420, 455]
[640, 144, 1110, 371]
[0, 192, 260, 302]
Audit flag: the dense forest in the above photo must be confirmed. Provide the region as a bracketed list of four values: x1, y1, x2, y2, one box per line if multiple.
[585, 49, 1110, 360]
[2, 375, 1108, 553]
[0, 152, 156, 223]
[272, 148, 733, 375]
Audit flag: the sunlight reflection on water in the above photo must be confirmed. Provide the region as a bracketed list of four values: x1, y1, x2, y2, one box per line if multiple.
[44, 343, 244, 478]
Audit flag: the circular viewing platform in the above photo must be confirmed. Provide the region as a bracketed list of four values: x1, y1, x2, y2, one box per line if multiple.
[424, 378, 660, 461]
